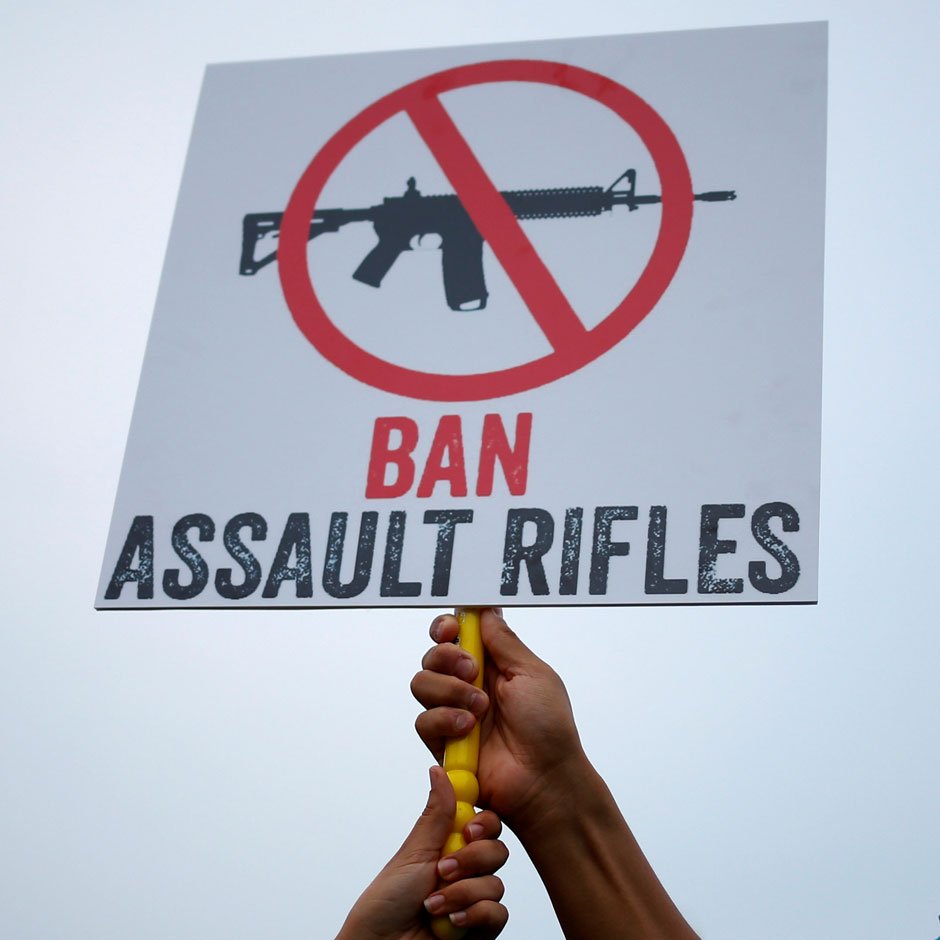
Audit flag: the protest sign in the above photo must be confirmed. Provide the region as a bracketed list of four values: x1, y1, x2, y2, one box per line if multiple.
[98, 22, 827, 608]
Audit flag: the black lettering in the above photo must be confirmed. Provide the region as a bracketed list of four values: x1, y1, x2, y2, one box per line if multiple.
[559, 507, 583, 595]
[590, 506, 637, 595]
[322, 512, 378, 599]
[215, 512, 267, 600]
[423, 509, 474, 597]
[644, 506, 688, 595]
[381, 511, 422, 597]
[163, 513, 214, 600]
[104, 515, 154, 600]
[698, 504, 745, 593]
[749, 502, 801, 594]
[500, 508, 554, 596]
[262, 512, 312, 598]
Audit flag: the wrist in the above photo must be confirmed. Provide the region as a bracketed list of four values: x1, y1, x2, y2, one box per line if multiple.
[506, 749, 608, 841]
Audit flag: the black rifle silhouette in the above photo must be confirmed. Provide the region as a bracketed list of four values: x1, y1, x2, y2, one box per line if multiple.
[239, 169, 736, 311]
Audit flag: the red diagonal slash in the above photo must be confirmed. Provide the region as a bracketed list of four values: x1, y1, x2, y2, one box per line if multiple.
[406, 94, 588, 351]
[278, 59, 693, 401]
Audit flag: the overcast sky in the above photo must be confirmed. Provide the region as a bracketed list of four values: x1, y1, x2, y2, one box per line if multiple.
[2, 2, 938, 939]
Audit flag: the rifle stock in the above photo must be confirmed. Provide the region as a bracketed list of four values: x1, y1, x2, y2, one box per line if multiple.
[240, 208, 373, 275]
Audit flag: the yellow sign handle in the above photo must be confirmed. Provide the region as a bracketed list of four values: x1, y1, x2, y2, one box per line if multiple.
[430, 607, 484, 940]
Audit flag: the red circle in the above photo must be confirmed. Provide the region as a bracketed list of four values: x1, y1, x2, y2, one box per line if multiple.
[278, 60, 693, 401]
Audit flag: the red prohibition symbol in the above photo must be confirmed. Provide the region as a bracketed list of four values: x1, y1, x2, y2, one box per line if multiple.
[278, 59, 694, 401]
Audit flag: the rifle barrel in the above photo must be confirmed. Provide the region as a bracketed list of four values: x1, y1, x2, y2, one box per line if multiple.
[693, 190, 737, 202]
[610, 190, 737, 208]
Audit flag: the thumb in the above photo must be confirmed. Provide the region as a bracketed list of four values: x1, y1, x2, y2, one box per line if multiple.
[481, 607, 538, 673]
[395, 766, 456, 861]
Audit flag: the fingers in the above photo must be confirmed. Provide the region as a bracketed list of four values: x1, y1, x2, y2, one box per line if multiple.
[421, 639, 480, 682]
[394, 766, 456, 863]
[412, 643, 489, 761]
[424, 808, 509, 934]
[436, 808, 507, 882]
[430, 612, 459, 643]
[424, 878, 507, 932]
[415, 707, 476, 764]
[463, 809, 501, 844]
[437, 835, 509, 884]
[411, 670, 489, 714]
[447, 899, 509, 939]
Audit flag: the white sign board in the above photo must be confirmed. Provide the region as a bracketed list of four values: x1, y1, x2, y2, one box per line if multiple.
[97, 22, 827, 609]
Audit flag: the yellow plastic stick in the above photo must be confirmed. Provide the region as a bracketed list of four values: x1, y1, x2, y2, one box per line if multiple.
[431, 606, 484, 940]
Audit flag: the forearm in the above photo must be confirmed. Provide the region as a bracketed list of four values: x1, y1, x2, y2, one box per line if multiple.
[512, 758, 699, 940]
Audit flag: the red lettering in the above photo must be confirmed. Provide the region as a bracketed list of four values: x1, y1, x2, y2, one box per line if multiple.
[365, 417, 419, 498]
[417, 415, 468, 498]
[366, 413, 532, 499]
[476, 413, 532, 496]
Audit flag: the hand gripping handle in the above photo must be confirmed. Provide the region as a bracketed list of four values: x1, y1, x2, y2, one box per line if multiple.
[430, 607, 484, 940]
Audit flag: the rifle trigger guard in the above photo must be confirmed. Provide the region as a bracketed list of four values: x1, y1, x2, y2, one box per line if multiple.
[413, 233, 443, 250]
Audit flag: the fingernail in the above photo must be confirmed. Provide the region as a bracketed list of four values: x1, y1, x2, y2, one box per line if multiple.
[430, 616, 446, 641]
[455, 656, 476, 681]
[455, 712, 472, 734]
[438, 857, 459, 879]
[449, 911, 468, 926]
[492, 606, 503, 617]
[424, 894, 445, 914]
[469, 691, 487, 714]
[466, 822, 484, 841]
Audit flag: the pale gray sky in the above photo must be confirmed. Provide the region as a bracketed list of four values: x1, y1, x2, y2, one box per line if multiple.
[2, 2, 938, 939]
